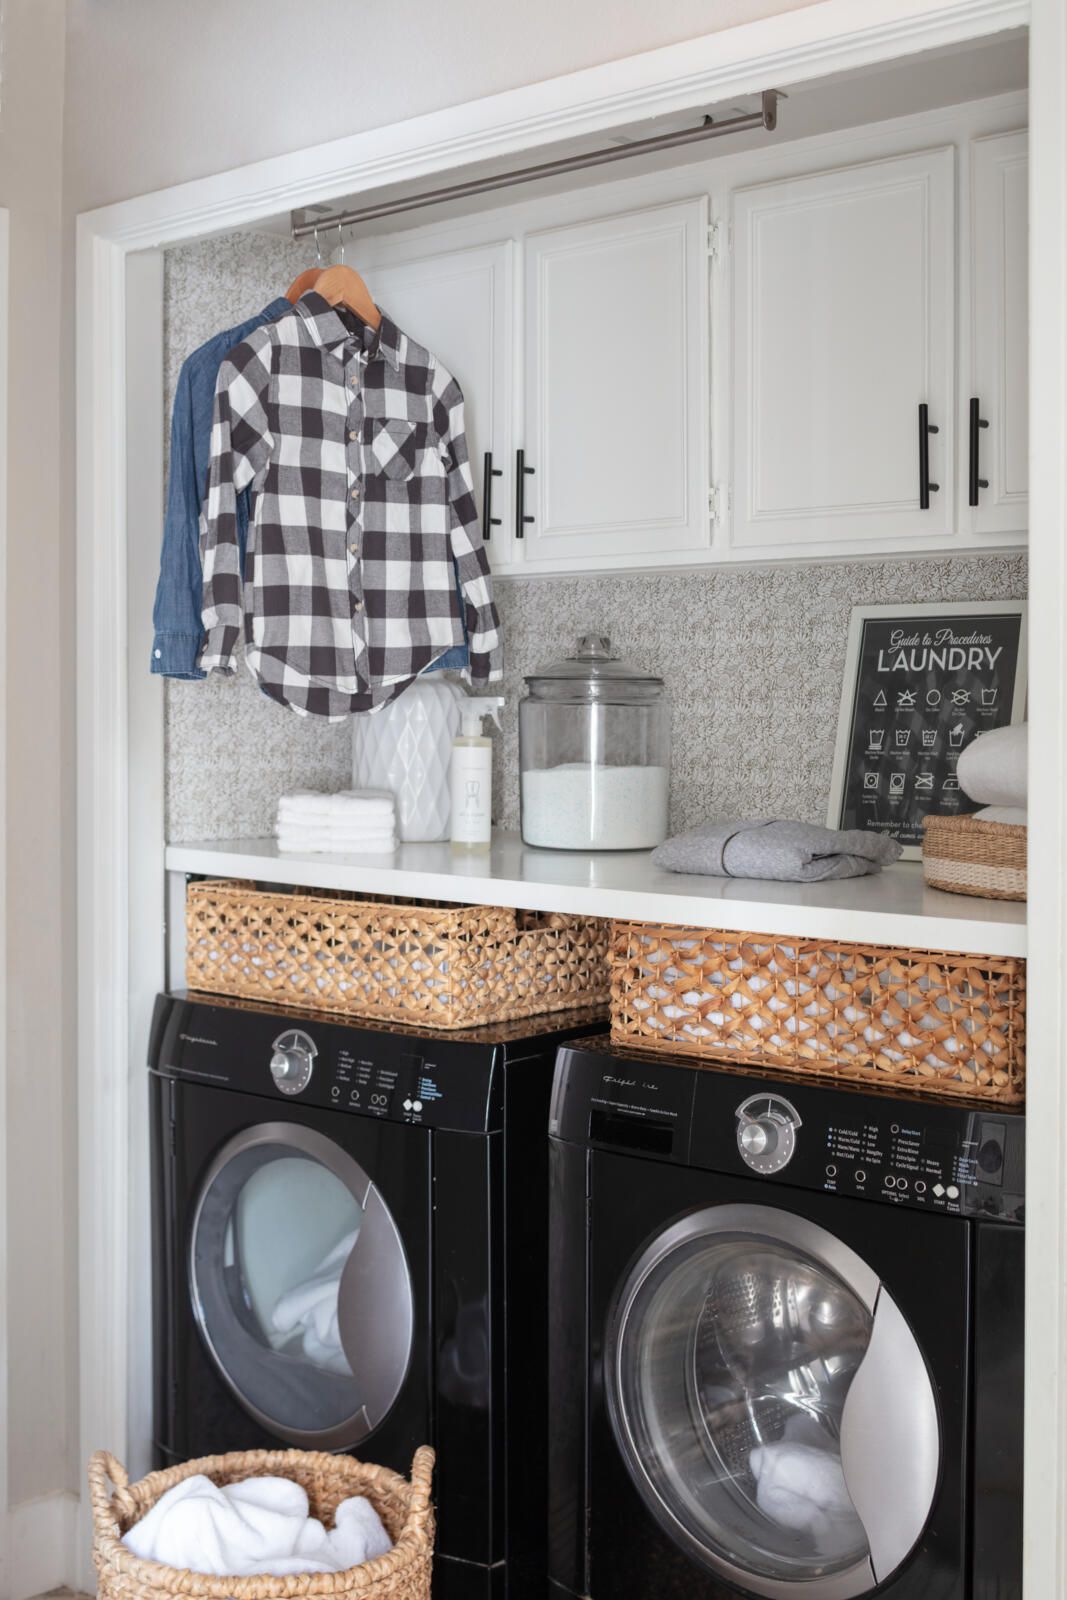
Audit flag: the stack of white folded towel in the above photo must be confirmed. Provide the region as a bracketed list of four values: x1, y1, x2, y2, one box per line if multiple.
[956, 721, 1027, 824]
[276, 791, 397, 855]
[122, 1472, 392, 1576]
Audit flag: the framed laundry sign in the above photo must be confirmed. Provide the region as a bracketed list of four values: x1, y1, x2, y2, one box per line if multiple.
[827, 600, 1027, 858]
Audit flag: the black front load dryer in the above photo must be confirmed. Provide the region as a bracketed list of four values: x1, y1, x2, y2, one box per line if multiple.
[149, 991, 603, 1600]
[548, 1040, 1025, 1600]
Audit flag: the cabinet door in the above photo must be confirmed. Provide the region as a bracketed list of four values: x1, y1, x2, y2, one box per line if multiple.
[369, 241, 514, 566]
[731, 147, 956, 553]
[967, 130, 1028, 537]
[521, 198, 708, 568]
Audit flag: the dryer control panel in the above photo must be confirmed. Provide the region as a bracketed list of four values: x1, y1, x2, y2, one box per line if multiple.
[551, 1040, 1025, 1224]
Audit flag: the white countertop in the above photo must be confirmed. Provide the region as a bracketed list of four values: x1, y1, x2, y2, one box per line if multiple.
[164, 831, 1027, 958]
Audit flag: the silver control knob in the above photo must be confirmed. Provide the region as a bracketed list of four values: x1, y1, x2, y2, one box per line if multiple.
[739, 1118, 778, 1158]
[269, 1029, 317, 1095]
[735, 1092, 802, 1174]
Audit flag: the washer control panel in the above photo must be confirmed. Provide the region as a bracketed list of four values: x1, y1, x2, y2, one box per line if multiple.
[735, 1092, 802, 1173]
[270, 1028, 317, 1095]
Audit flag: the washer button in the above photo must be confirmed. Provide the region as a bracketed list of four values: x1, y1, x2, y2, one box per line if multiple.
[825, 1164, 837, 1178]
[412, 1100, 423, 1113]
[933, 1183, 945, 1197]
[854, 1169, 867, 1184]
[896, 1177, 908, 1191]
[915, 1181, 927, 1194]
[946, 1184, 960, 1199]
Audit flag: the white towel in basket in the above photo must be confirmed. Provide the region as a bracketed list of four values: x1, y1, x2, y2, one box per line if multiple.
[121, 1471, 392, 1576]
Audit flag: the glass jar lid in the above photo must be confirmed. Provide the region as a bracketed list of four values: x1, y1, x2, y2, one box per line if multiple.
[524, 635, 665, 703]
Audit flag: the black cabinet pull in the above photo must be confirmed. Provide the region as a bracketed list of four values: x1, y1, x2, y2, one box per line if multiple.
[481, 451, 503, 541]
[918, 403, 940, 509]
[516, 448, 535, 540]
[968, 397, 990, 506]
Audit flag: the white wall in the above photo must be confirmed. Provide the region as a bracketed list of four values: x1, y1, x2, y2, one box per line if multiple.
[0, 0, 80, 1524]
[62, 0, 822, 212]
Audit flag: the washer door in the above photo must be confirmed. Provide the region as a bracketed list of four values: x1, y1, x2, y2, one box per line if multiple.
[607, 1204, 940, 1599]
[190, 1123, 413, 1449]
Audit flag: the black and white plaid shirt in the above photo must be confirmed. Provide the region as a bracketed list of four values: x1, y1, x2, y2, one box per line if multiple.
[199, 291, 502, 718]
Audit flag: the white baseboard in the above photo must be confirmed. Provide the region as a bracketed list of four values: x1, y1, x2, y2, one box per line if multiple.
[6, 1492, 78, 1600]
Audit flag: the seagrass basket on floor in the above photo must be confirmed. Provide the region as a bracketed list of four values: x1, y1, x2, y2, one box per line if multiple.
[185, 879, 610, 1029]
[89, 1447, 435, 1600]
[611, 921, 1025, 1105]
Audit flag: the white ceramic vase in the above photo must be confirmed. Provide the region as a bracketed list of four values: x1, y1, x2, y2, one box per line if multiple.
[353, 678, 467, 842]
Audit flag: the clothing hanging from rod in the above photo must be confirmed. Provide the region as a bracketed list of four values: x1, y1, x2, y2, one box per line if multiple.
[198, 290, 501, 719]
[151, 273, 476, 691]
[151, 297, 291, 679]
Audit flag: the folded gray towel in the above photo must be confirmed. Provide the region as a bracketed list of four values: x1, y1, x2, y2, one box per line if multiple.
[651, 819, 903, 882]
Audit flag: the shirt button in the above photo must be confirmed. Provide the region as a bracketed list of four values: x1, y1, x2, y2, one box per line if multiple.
[153, 648, 162, 660]
[351, 486, 360, 499]
[349, 430, 358, 441]
[353, 599, 363, 613]
[350, 377, 358, 388]
[349, 543, 358, 555]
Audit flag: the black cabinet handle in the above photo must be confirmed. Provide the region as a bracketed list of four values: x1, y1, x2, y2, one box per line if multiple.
[481, 451, 502, 541]
[516, 449, 535, 540]
[918, 403, 940, 509]
[968, 397, 990, 506]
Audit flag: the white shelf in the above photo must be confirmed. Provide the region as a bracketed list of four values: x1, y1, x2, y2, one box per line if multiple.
[165, 830, 1027, 958]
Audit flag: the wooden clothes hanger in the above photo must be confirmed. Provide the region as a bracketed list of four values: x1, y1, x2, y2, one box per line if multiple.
[286, 224, 381, 330]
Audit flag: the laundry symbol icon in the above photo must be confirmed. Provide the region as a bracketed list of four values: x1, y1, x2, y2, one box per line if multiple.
[889, 772, 906, 795]
[896, 689, 917, 709]
[926, 688, 942, 708]
[950, 688, 971, 708]
[915, 773, 934, 791]
[873, 689, 888, 709]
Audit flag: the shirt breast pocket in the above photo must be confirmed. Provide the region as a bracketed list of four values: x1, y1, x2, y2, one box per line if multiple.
[366, 418, 444, 483]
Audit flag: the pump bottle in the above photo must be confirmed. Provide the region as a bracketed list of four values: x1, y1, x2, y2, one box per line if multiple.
[450, 697, 505, 852]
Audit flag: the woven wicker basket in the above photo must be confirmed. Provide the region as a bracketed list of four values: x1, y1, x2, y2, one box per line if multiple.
[923, 812, 1027, 901]
[185, 879, 609, 1028]
[610, 922, 1025, 1104]
[89, 1447, 435, 1600]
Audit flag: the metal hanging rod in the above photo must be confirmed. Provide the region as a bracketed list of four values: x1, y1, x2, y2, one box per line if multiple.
[291, 89, 781, 240]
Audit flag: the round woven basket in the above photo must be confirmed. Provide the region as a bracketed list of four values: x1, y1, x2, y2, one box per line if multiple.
[89, 1447, 435, 1600]
[922, 812, 1027, 902]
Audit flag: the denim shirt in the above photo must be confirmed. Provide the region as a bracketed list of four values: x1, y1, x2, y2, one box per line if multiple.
[151, 300, 292, 679]
[151, 298, 470, 680]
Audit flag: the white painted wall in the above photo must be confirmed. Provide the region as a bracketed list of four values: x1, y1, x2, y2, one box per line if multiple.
[62, 0, 823, 212]
[0, 0, 81, 1535]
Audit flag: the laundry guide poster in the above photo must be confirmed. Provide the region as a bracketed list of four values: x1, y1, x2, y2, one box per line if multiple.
[828, 601, 1027, 857]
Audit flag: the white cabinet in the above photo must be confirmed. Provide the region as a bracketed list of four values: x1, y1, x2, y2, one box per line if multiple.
[369, 241, 515, 566]
[730, 148, 957, 554]
[519, 198, 709, 567]
[966, 130, 1028, 537]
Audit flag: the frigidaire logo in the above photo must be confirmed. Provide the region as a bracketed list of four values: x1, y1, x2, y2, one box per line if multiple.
[603, 1075, 641, 1087]
[179, 1034, 218, 1047]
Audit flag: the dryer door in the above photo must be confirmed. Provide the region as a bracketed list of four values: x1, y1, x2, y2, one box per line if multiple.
[607, 1203, 939, 1599]
[189, 1122, 413, 1450]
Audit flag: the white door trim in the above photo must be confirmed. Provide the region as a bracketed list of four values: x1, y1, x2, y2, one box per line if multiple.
[76, 3, 1055, 1596]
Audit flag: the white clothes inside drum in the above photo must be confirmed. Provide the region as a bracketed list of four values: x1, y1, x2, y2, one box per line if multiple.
[271, 1230, 358, 1375]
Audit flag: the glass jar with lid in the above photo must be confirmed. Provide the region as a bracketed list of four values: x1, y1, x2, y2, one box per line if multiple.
[519, 635, 670, 850]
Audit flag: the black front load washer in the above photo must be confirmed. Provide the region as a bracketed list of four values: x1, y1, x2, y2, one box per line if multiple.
[548, 1040, 1024, 1600]
[149, 991, 604, 1600]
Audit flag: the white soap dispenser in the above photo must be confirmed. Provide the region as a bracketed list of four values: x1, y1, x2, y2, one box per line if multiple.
[450, 697, 505, 852]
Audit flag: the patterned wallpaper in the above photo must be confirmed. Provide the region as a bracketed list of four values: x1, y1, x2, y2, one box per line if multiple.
[162, 234, 1027, 842]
